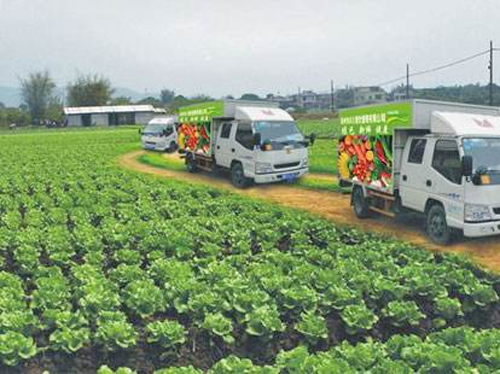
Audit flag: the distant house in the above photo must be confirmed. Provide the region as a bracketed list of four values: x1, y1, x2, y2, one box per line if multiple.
[266, 94, 295, 109]
[299, 90, 319, 110]
[353, 87, 387, 106]
[63, 105, 166, 126]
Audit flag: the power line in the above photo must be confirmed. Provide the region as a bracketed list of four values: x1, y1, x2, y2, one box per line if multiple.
[411, 50, 490, 78]
[376, 49, 491, 87]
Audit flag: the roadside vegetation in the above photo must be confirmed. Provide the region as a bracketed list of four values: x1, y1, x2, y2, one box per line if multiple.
[0, 128, 500, 372]
[297, 119, 340, 139]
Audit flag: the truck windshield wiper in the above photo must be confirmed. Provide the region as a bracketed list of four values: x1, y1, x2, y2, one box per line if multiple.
[272, 140, 291, 146]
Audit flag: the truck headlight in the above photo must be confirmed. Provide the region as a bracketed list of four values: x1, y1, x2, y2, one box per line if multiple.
[302, 157, 309, 168]
[465, 204, 492, 222]
[255, 162, 273, 174]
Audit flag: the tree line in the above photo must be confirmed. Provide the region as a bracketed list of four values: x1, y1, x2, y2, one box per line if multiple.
[0, 70, 266, 128]
[2, 70, 500, 128]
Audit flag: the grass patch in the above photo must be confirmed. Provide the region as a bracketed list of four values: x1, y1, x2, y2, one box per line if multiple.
[308, 138, 337, 175]
[297, 119, 340, 138]
[138, 152, 185, 172]
[294, 176, 338, 192]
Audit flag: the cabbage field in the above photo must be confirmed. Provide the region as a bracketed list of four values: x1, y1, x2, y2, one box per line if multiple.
[1, 129, 500, 373]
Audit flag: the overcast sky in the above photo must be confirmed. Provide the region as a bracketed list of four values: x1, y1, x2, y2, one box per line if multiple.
[0, 0, 499, 97]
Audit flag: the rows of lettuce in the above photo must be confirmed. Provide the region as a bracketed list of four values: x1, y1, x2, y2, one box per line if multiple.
[0, 130, 499, 371]
[101, 327, 500, 373]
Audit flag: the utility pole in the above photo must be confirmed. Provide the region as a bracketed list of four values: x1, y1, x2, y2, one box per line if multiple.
[330, 80, 335, 112]
[406, 63, 410, 100]
[298, 87, 302, 108]
[489, 40, 494, 106]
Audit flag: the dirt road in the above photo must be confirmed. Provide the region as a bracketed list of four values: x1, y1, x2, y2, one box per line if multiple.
[118, 150, 500, 272]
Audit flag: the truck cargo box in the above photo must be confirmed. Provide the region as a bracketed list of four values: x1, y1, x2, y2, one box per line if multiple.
[178, 100, 279, 155]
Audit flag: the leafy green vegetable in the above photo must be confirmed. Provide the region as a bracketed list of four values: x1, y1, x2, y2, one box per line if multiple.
[201, 313, 234, 344]
[294, 311, 328, 345]
[98, 365, 137, 374]
[49, 327, 90, 353]
[0, 331, 37, 366]
[340, 303, 378, 335]
[245, 305, 285, 338]
[124, 279, 165, 318]
[382, 301, 425, 327]
[146, 320, 187, 349]
[434, 297, 463, 321]
[208, 355, 278, 374]
[96, 313, 138, 350]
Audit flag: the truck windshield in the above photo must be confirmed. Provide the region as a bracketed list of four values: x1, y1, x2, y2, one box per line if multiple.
[144, 124, 166, 135]
[463, 137, 500, 174]
[254, 121, 305, 145]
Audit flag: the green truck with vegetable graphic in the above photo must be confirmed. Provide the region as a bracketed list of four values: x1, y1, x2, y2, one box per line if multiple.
[178, 100, 313, 188]
[339, 100, 500, 245]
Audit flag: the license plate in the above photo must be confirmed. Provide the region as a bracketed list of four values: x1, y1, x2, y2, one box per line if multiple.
[283, 173, 298, 181]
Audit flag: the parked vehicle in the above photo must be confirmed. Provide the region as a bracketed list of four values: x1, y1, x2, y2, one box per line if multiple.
[141, 117, 177, 152]
[178, 100, 314, 188]
[338, 100, 500, 244]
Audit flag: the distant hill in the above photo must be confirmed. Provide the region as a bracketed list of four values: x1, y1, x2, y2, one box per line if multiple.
[0, 86, 159, 108]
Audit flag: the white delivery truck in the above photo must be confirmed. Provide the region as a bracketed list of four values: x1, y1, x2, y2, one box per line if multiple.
[178, 100, 314, 188]
[338, 100, 500, 244]
[141, 117, 178, 152]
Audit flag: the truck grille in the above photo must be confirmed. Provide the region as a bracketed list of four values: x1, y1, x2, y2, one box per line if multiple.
[494, 207, 500, 215]
[274, 162, 300, 169]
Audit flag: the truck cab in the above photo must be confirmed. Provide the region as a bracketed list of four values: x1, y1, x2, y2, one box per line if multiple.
[398, 112, 500, 244]
[141, 117, 177, 152]
[212, 107, 309, 187]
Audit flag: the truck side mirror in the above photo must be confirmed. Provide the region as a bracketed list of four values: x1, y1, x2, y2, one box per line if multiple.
[462, 155, 473, 178]
[309, 133, 316, 146]
[253, 132, 262, 146]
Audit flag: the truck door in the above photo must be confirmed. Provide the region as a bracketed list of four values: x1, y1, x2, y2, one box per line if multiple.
[233, 122, 255, 176]
[429, 139, 464, 228]
[400, 137, 432, 212]
[155, 125, 168, 150]
[162, 125, 175, 150]
[215, 122, 233, 168]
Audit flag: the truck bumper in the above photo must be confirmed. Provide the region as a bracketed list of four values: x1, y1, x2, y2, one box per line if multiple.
[463, 221, 500, 238]
[254, 167, 308, 184]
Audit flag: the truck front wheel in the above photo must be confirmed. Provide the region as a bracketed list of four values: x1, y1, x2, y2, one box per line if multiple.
[352, 186, 370, 218]
[426, 204, 452, 245]
[231, 163, 250, 188]
[167, 141, 177, 153]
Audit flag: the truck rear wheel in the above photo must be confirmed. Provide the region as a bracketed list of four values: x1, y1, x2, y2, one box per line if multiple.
[186, 154, 198, 173]
[426, 204, 452, 245]
[352, 186, 370, 218]
[231, 163, 250, 188]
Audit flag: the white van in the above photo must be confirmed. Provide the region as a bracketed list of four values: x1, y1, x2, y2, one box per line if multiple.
[141, 117, 178, 152]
